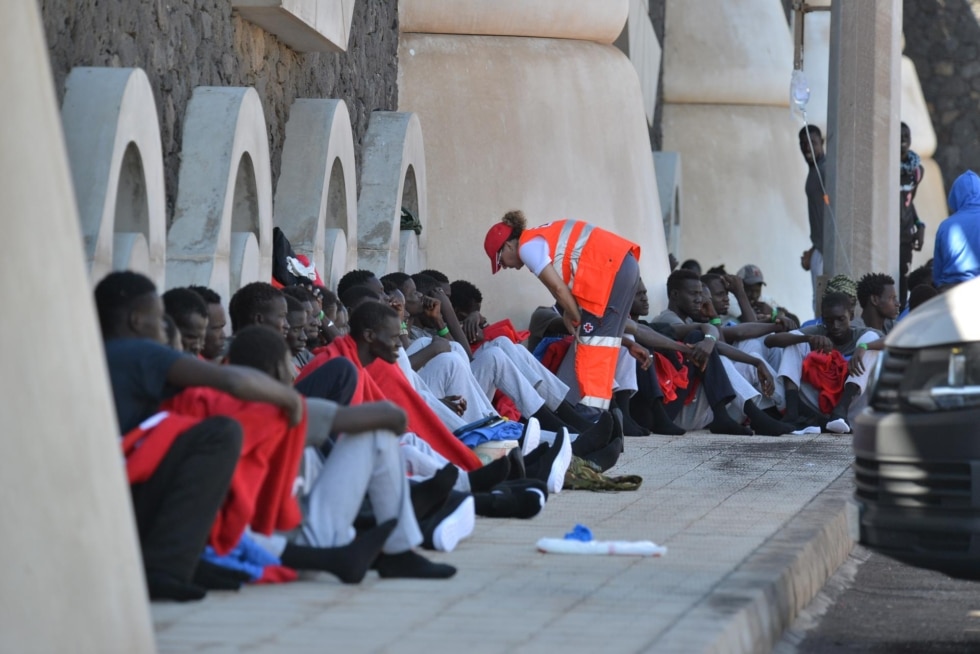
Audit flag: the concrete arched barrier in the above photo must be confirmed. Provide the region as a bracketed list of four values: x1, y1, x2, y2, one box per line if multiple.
[1, 3, 155, 651]
[357, 111, 428, 275]
[61, 67, 167, 287]
[167, 87, 273, 301]
[276, 99, 358, 289]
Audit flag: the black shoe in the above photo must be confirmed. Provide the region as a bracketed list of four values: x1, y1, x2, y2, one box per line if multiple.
[507, 446, 526, 480]
[477, 479, 548, 519]
[375, 550, 457, 579]
[570, 412, 613, 457]
[146, 571, 207, 602]
[583, 437, 623, 472]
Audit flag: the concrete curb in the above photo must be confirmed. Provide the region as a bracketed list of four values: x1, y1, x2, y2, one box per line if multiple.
[652, 470, 854, 653]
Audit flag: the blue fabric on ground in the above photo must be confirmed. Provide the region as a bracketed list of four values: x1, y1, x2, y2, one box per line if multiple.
[458, 419, 524, 448]
[202, 532, 284, 581]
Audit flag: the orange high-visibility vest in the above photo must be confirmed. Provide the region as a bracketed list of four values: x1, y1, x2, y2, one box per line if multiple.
[519, 220, 640, 316]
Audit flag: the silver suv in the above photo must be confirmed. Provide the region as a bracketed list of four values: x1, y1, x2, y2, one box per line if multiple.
[852, 277, 980, 578]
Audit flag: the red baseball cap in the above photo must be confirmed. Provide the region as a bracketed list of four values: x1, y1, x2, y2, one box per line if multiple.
[484, 223, 513, 274]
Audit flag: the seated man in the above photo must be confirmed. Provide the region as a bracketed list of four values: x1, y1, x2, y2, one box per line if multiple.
[96, 271, 299, 601]
[284, 294, 313, 372]
[282, 285, 322, 357]
[653, 270, 795, 436]
[226, 325, 459, 573]
[856, 272, 899, 335]
[765, 292, 882, 434]
[627, 279, 689, 435]
[229, 282, 357, 407]
[188, 286, 228, 361]
[700, 272, 754, 326]
[448, 277, 600, 431]
[391, 273, 613, 454]
[332, 288, 583, 486]
[162, 287, 210, 357]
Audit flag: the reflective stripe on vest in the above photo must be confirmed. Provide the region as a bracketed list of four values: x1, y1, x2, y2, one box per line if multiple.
[578, 335, 621, 348]
[548, 220, 594, 289]
[580, 395, 611, 409]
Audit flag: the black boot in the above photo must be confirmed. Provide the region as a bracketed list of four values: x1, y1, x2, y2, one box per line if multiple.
[614, 390, 650, 436]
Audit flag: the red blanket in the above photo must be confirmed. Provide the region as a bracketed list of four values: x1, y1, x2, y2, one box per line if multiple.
[654, 352, 691, 403]
[297, 336, 482, 471]
[802, 349, 849, 414]
[472, 319, 531, 353]
[122, 412, 203, 485]
[162, 389, 308, 555]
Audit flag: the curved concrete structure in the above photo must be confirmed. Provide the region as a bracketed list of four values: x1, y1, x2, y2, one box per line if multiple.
[276, 99, 358, 288]
[663, 0, 793, 106]
[60, 67, 167, 287]
[357, 111, 428, 276]
[619, 0, 662, 126]
[399, 34, 668, 320]
[662, 0, 814, 317]
[400, 0, 628, 44]
[0, 3, 155, 652]
[167, 87, 273, 301]
[322, 227, 348, 291]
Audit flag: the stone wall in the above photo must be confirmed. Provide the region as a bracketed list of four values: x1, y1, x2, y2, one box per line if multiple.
[903, 0, 980, 185]
[39, 0, 399, 218]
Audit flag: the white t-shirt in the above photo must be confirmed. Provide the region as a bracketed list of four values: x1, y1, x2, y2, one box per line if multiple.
[518, 237, 552, 276]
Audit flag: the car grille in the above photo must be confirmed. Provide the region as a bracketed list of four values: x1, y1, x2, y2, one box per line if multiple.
[854, 456, 974, 509]
[871, 347, 914, 412]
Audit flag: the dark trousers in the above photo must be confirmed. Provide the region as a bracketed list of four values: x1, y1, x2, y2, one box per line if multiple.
[295, 357, 359, 406]
[130, 416, 242, 583]
[665, 331, 736, 419]
[899, 241, 914, 309]
[630, 358, 665, 428]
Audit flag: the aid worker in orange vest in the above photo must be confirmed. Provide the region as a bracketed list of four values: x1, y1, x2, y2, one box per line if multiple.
[484, 210, 646, 410]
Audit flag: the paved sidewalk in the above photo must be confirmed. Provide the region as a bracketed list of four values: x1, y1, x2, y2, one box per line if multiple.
[152, 432, 855, 653]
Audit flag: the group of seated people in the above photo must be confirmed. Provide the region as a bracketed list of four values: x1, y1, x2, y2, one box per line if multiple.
[99, 253, 939, 602]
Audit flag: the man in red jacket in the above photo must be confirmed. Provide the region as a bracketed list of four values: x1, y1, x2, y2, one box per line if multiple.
[97, 271, 301, 601]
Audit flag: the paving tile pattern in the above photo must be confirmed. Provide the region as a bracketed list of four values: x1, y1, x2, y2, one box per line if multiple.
[152, 432, 853, 653]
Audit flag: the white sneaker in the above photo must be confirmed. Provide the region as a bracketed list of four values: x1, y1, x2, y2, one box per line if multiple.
[431, 495, 475, 552]
[826, 418, 851, 434]
[791, 426, 821, 435]
[547, 428, 573, 495]
[522, 417, 541, 456]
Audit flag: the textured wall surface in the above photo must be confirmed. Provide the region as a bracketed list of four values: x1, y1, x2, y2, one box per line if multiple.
[904, 0, 980, 186]
[39, 0, 398, 217]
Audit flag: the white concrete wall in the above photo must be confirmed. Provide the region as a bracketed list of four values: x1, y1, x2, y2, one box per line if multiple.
[0, 3, 155, 652]
[398, 32, 668, 321]
[662, 0, 813, 318]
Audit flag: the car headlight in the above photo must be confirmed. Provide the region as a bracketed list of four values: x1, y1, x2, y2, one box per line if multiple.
[893, 344, 980, 411]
